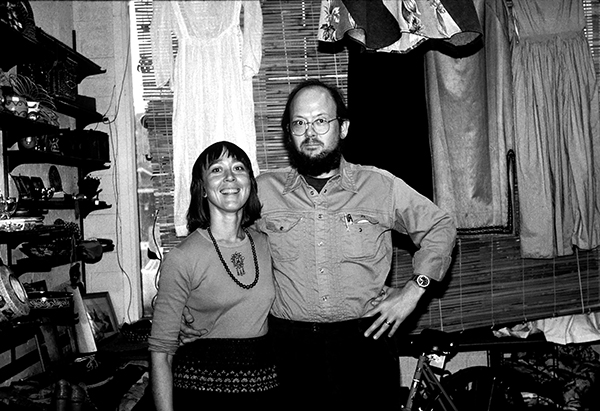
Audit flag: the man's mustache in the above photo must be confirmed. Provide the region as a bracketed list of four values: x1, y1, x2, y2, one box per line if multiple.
[301, 137, 323, 146]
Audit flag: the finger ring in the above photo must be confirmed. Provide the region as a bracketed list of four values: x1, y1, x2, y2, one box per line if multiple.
[385, 321, 393, 326]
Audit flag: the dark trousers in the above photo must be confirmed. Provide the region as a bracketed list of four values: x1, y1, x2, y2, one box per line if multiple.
[269, 315, 402, 409]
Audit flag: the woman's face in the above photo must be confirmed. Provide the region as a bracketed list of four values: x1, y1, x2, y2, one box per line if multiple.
[203, 154, 251, 217]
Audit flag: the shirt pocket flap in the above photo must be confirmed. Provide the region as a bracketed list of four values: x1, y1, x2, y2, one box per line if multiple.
[265, 216, 302, 233]
[264, 216, 303, 261]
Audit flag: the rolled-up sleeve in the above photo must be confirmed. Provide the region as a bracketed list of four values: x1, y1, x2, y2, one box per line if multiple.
[392, 178, 457, 282]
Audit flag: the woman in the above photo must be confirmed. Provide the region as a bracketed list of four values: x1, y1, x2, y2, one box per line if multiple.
[148, 141, 278, 409]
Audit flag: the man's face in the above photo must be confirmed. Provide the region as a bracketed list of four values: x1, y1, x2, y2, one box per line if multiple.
[288, 86, 349, 177]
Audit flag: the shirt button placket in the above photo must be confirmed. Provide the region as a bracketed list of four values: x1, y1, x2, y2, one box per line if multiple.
[315, 211, 331, 313]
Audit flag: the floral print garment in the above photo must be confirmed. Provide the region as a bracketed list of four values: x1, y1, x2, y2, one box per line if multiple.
[318, 0, 482, 53]
[505, 344, 600, 410]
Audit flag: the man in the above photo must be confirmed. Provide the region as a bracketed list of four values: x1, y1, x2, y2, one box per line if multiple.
[180, 79, 456, 408]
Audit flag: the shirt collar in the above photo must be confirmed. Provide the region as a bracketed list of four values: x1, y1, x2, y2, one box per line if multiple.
[282, 157, 358, 194]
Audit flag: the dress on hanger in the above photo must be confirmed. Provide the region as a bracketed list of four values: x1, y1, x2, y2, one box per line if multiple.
[511, 0, 600, 257]
[151, 1, 263, 237]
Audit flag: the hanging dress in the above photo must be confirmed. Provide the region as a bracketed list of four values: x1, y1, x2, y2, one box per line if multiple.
[317, 0, 482, 53]
[151, 1, 263, 237]
[510, 0, 600, 258]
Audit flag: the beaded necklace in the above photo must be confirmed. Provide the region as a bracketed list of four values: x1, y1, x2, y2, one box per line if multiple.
[206, 227, 259, 290]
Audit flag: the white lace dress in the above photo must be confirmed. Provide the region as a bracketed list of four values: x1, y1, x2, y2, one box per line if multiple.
[151, 1, 263, 236]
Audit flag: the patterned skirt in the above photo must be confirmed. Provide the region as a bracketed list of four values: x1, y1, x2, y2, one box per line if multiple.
[173, 335, 279, 394]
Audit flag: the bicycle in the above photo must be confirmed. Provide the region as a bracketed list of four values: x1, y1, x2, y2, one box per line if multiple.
[401, 328, 527, 410]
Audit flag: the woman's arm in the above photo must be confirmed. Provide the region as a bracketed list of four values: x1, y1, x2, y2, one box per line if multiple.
[151, 351, 174, 411]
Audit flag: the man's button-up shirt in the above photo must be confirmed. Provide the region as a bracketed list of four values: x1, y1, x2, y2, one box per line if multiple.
[255, 158, 456, 322]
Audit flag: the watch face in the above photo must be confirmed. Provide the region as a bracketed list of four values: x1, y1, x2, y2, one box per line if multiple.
[416, 275, 430, 288]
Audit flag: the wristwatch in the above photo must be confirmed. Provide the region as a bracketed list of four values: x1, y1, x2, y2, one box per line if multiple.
[410, 274, 431, 289]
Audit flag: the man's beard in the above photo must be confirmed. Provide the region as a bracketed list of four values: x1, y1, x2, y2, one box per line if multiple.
[286, 136, 342, 177]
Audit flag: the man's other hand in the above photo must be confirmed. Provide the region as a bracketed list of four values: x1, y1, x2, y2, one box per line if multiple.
[179, 306, 208, 345]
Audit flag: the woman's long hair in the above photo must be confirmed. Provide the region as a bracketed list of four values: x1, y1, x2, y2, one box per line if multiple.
[186, 141, 261, 233]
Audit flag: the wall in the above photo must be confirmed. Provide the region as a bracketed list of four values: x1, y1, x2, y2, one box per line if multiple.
[71, 1, 141, 325]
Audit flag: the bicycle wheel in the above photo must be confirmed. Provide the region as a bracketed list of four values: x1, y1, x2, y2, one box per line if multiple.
[439, 366, 527, 411]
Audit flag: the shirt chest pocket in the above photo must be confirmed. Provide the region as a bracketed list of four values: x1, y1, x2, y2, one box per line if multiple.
[338, 213, 382, 259]
[264, 216, 303, 262]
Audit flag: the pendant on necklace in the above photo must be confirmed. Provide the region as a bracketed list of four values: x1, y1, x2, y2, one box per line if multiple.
[230, 252, 245, 276]
[207, 227, 259, 290]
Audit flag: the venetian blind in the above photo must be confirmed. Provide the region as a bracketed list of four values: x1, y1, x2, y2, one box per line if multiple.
[584, 0, 600, 72]
[133, 0, 178, 254]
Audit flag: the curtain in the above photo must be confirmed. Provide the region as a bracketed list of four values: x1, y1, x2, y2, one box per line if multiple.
[426, 0, 513, 231]
[343, 45, 433, 199]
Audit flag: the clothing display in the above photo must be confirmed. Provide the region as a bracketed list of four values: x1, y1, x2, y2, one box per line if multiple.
[317, 0, 482, 53]
[151, 1, 263, 237]
[254, 157, 456, 322]
[510, 0, 600, 258]
[148, 227, 274, 355]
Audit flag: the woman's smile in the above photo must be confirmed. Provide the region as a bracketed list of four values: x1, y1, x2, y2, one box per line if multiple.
[204, 155, 251, 214]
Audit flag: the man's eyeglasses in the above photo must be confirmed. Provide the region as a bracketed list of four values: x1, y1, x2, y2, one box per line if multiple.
[289, 117, 340, 136]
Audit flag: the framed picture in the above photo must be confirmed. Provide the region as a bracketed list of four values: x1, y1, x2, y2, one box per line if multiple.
[82, 291, 118, 344]
[29, 176, 45, 200]
[11, 174, 31, 199]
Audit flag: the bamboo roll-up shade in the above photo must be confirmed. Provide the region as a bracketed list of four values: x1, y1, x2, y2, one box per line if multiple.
[254, 0, 349, 171]
[137, 0, 347, 251]
[389, 234, 600, 334]
[137, 0, 600, 329]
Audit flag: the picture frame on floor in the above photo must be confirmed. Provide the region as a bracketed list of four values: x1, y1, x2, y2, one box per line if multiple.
[82, 292, 118, 344]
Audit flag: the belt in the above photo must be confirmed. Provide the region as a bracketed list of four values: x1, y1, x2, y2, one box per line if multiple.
[269, 314, 375, 333]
